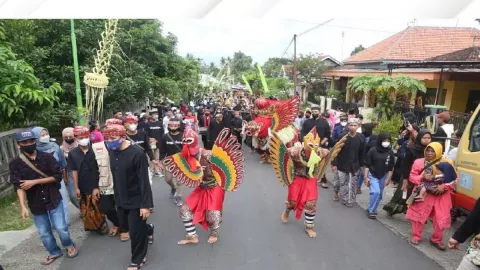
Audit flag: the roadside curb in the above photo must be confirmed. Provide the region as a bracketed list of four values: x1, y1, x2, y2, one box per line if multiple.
[0, 225, 36, 257]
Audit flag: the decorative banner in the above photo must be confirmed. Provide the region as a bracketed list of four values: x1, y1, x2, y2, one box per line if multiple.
[256, 63, 270, 95]
[241, 74, 253, 94]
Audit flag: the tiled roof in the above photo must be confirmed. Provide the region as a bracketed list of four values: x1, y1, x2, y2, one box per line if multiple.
[427, 46, 480, 61]
[343, 26, 480, 64]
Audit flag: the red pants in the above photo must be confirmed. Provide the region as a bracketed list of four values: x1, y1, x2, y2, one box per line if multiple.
[411, 220, 444, 243]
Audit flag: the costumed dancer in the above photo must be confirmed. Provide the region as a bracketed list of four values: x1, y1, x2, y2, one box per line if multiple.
[163, 128, 245, 244]
[270, 127, 329, 237]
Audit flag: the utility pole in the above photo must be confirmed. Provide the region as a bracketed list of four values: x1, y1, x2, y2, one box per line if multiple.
[70, 19, 84, 125]
[293, 34, 298, 99]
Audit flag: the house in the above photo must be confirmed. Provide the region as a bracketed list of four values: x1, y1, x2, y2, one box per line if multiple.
[326, 26, 480, 113]
[280, 54, 342, 102]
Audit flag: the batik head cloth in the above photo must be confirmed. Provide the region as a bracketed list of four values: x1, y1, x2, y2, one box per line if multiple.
[73, 126, 90, 137]
[105, 118, 123, 126]
[124, 115, 138, 123]
[103, 124, 126, 137]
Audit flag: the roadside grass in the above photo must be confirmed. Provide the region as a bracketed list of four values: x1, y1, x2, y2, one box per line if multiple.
[0, 190, 33, 231]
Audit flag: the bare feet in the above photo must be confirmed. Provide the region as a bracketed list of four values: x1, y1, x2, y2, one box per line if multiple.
[281, 210, 289, 223]
[305, 228, 317, 238]
[177, 236, 199, 245]
[207, 235, 218, 243]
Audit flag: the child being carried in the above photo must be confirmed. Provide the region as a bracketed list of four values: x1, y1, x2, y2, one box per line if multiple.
[407, 162, 456, 206]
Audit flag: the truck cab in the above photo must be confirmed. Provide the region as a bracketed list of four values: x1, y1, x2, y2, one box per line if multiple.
[454, 104, 480, 215]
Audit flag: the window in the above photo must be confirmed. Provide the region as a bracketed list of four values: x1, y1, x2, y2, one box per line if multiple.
[469, 113, 480, 152]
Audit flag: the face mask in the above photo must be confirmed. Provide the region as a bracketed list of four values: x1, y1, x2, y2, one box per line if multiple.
[78, 138, 90, 146]
[205, 113, 210, 116]
[128, 124, 137, 131]
[305, 115, 311, 119]
[312, 114, 319, 119]
[382, 142, 391, 148]
[153, 115, 159, 120]
[106, 138, 123, 150]
[20, 144, 36, 155]
[168, 127, 179, 133]
[39, 135, 50, 143]
[64, 138, 75, 144]
[340, 122, 347, 127]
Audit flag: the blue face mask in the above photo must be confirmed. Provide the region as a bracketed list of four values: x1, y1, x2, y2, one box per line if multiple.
[106, 138, 122, 150]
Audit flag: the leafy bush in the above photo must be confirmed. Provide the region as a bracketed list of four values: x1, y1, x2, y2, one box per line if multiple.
[327, 89, 342, 99]
[373, 113, 403, 147]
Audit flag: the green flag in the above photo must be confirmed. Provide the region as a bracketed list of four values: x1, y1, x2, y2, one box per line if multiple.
[242, 74, 253, 94]
[256, 63, 270, 94]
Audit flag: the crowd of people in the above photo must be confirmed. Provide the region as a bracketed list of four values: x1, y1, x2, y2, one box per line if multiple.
[7, 91, 480, 270]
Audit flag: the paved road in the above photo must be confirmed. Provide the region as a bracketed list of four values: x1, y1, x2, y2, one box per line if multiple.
[58, 152, 442, 270]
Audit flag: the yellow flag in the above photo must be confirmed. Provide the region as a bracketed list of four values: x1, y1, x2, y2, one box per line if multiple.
[242, 74, 253, 94]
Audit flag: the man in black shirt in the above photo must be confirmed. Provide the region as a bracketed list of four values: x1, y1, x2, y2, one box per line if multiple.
[124, 115, 160, 184]
[69, 126, 106, 233]
[332, 118, 365, 207]
[230, 111, 244, 145]
[103, 124, 153, 270]
[9, 129, 77, 265]
[198, 108, 212, 148]
[137, 114, 150, 133]
[301, 107, 330, 144]
[160, 118, 184, 206]
[207, 112, 228, 150]
[147, 113, 164, 177]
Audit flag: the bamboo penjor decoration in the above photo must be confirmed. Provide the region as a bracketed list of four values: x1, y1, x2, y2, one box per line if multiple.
[84, 19, 118, 120]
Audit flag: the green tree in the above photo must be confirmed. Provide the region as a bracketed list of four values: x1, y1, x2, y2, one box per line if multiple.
[0, 26, 62, 127]
[350, 45, 365, 56]
[262, 57, 291, 78]
[230, 51, 253, 82]
[295, 53, 327, 91]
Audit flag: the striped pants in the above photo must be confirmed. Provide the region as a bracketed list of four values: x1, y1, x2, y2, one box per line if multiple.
[333, 170, 359, 205]
[179, 205, 222, 238]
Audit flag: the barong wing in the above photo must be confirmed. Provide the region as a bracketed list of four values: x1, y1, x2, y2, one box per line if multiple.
[269, 131, 294, 186]
[271, 96, 300, 132]
[163, 153, 203, 188]
[211, 128, 246, 192]
[316, 135, 348, 180]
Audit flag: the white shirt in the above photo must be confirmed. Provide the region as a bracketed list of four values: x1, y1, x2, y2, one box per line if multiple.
[162, 116, 170, 134]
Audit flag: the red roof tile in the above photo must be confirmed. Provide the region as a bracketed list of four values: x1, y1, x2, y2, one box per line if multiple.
[343, 26, 480, 64]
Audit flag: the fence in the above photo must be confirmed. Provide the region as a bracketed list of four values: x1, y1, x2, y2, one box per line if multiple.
[393, 102, 470, 131]
[0, 129, 20, 197]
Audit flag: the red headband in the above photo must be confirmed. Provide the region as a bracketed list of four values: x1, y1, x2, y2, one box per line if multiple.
[73, 126, 90, 137]
[105, 118, 123, 126]
[103, 124, 126, 137]
[124, 115, 138, 123]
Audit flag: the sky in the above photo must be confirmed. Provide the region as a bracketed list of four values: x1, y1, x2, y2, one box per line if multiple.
[161, 0, 480, 66]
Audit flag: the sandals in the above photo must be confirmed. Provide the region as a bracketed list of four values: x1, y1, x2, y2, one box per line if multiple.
[430, 240, 446, 251]
[120, 232, 130, 242]
[109, 226, 119, 237]
[66, 244, 78, 258]
[41, 254, 63, 265]
[148, 223, 155, 244]
[127, 257, 147, 270]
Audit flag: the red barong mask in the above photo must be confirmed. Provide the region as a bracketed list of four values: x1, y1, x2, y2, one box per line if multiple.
[181, 127, 200, 171]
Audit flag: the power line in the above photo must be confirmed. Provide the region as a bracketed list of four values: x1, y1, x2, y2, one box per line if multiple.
[282, 18, 397, 34]
[297, 18, 334, 37]
[280, 37, 294, 58]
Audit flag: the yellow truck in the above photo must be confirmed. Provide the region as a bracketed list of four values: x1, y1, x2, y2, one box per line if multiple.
[453, 104, 480, 218]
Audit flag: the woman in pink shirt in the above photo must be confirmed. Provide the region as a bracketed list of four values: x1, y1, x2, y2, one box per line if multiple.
[89, 120, 104, 143]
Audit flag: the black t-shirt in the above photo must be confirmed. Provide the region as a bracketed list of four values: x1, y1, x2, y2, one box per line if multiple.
[160, 132, 183, 159]
[126, 130, 155, 161]
[67, 146, 99, 194]
[365, 147, 395, 179]
[147, 121, 164, 147]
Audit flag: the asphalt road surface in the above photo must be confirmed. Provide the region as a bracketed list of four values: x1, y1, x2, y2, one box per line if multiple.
[59, 151, 443, 270]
